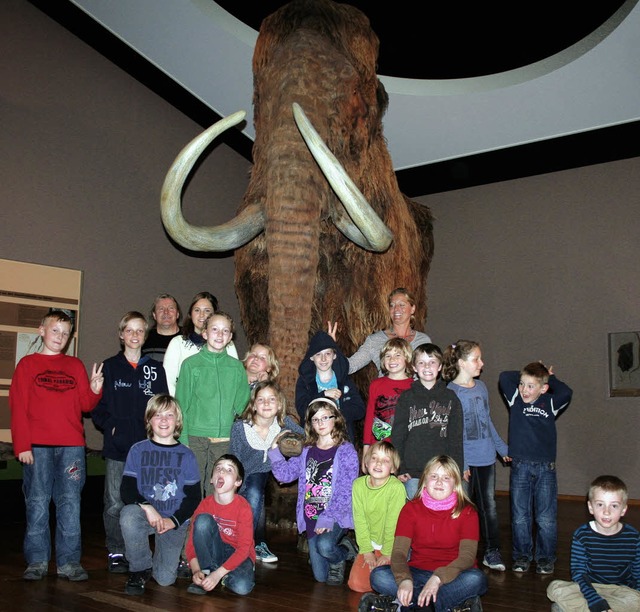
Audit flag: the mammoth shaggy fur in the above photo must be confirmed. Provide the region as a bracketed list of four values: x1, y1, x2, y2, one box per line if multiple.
[234, 0, 434, 402]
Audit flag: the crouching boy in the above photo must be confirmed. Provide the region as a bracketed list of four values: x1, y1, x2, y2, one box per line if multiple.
[185, 454, 255, 596]
[120, 394, 201, 595]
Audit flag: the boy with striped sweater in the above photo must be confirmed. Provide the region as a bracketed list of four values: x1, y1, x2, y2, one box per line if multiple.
[547, 475, 640, 611]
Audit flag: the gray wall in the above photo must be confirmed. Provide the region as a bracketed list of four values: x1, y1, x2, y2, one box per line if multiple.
[419, 161, 640, 498]
[1, 0, 250, 448]
[2, 0, 639, 496]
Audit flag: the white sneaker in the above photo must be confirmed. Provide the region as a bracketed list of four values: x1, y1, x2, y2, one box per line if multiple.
[255, 542, 278, 563]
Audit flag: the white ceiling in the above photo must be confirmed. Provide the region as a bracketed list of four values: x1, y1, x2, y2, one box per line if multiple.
[69, 0, 640, 172]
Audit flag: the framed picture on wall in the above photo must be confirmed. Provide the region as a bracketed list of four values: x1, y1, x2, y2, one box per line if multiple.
[609, 331, 640, 397]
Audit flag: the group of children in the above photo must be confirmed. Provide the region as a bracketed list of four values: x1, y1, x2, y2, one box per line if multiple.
[9, 308, 640, 612]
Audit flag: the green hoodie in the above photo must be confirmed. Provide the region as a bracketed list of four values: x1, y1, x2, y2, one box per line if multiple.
[175, 348, 250, 442]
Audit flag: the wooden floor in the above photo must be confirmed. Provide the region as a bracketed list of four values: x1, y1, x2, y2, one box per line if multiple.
[3, 477, 638, 612]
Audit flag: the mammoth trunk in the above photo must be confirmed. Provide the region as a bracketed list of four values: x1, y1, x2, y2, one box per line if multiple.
[236, 136, 331, 407]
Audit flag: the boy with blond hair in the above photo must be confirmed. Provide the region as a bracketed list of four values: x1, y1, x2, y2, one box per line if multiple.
[120, 394, 200, 595]
[10, 310, 104, 581]
[547, 475, 640, 611]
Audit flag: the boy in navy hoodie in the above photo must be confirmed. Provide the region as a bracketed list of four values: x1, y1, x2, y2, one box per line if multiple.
[499, 361, 572, 576]
[295, 331, 365, 443]
[91, 311, 168, 573]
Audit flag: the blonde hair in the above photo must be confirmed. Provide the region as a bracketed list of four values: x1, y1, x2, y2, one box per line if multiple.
[363, 440, 401, 473]
[118, 311, 148, 336]
[242, 343, 280, 379]
[203, 310, 234, 335]
[41, 309, 73, 329]
[144, 394, 183, 439]
[588, 474, 628, 505]
[241, 380, 288, 426]
[388, 287, 417, 328]
[379, 338, 413, 377]
[415, 455, 474, 518]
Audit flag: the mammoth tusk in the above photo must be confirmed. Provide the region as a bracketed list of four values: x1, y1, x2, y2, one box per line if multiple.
[161, 110, 265, 252]
[330, 204, 376, 246]
[292, 102, 393, 252]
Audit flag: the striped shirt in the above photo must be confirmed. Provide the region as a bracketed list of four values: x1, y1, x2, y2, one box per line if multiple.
[571, 521, 640, 609]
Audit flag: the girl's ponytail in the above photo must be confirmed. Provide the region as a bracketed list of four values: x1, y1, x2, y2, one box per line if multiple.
[441, 340, 480, 382]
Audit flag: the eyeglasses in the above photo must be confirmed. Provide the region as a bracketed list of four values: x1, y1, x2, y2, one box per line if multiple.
[311, 415, 336, 424]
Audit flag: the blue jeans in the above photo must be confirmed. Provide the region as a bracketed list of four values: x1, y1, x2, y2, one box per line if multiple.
[403, 478, 420, 501]
[191, 513, 255, 595]
[103, 458, 126, 554]
[120, 504, 189, 586]
[510, 458, 558, 562]
[370, 565, 487, 612]
[307, 525, 348, 582]
[464, 464, 501, 552]
[240, 471, 269, 542]
[22, 446, 86, 567]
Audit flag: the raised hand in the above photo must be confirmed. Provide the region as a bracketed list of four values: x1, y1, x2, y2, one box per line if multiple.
[327, 321, 338, 342]
[90, 362, 104, 394]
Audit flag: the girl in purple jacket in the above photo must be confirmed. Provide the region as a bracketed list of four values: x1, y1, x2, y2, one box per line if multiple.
[268, 398, 359, 585]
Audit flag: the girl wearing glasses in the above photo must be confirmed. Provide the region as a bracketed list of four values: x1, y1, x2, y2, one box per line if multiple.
[229, 381, 303, 564]
[269, 398, 359, 586]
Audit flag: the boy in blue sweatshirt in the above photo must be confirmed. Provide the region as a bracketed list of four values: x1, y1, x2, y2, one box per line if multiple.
[499, 361, 572, 575]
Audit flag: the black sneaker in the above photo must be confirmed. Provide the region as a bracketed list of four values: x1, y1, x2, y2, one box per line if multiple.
[452, 596, 483, 612]
[339, 534, 359, 561]
[187, 583, 208, 595]
[108, 553, 129, 574]
[358, 592, 399, 612]
[512, 557, 531, 573]
[176, 559, 192, 579]
[326, 560, 345, 585]
[125, 568, 152, 595]
[536, 559, 555, 574]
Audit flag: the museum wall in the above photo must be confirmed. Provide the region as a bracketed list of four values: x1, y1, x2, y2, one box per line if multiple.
[0, 1, 251, 448]
[420, 159, 640, 497]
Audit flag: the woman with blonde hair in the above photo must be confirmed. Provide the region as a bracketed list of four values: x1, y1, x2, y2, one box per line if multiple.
[330, 287, 431, 376]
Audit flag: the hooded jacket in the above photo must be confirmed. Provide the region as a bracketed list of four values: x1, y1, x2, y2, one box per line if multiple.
[91, 352, 168, 461]
[295, 331, 365, 441]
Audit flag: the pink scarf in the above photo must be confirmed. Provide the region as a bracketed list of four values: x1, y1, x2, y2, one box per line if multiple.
[421, 488, 457, 511]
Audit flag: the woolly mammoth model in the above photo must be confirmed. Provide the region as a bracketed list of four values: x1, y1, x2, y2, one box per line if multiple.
[161, 0, 434, 403]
